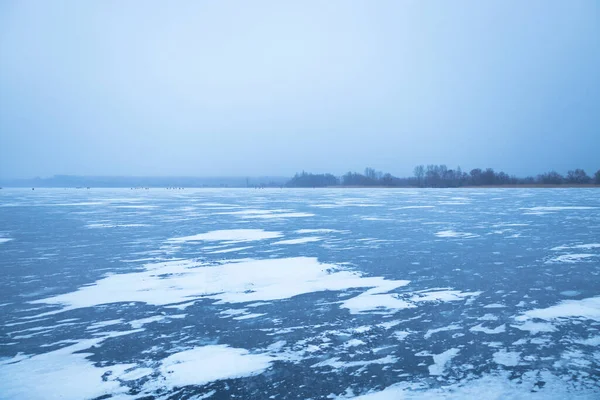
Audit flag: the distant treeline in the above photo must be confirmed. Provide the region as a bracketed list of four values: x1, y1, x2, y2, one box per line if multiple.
[286, 166, 600, 188]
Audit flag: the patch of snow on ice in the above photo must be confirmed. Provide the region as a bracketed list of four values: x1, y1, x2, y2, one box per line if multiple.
[469, 324, 506, 334]
[424, 324, 461, 339]
[434, 230, 478, 239]
[511, 321, 557, 335]
[344, 339, 366, 347]
[272, 237, 322, 245]
[428, 348, 460, 376]
[493, 350, 521, 367]
[340, 281, 412, 314]
[233, 313, 265, 320]
[156, 345, 274, 389]
[551, 243, 600, 251]
[522, 206, 597, 212]
[30, 258, 413, 315]
[483, 303, 506, 309]
[573, 336, 600, 346]
[208, 246, 253, 254]
[0, 337, 134, 400]
[516, 296, 600, 322]
[545, 254, 596, 264]
[411, 290, 482, 303]
[341, 369, 597, 399]
[168, 229, 282, 243]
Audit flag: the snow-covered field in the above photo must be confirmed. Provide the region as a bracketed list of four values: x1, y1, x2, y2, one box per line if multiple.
[0, 188, 599, 399]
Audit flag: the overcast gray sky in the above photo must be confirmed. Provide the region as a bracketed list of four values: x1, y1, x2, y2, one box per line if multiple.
[1, 0, 599, 179]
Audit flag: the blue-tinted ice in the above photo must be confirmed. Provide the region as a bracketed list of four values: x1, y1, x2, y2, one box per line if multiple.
[0, 188, 599, 399]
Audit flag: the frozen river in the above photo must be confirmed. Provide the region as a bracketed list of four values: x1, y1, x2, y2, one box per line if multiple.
[0, 188, 599, 399]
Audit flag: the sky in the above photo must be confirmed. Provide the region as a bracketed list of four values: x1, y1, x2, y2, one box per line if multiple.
[0, 0, 599, 179]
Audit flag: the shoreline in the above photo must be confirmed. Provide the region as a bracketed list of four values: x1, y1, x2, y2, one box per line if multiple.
[1, 184, 599, 189]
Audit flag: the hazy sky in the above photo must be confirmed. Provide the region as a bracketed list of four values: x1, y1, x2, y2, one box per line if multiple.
[1, 1, 599, 178]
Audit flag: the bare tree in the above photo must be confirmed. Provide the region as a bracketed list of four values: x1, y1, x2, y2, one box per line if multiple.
[413, 165, 425, 187]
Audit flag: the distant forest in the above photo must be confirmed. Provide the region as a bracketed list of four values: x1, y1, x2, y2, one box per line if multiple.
[286, 166, 600, 188]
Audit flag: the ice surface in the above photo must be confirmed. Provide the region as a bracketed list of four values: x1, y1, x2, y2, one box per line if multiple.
[392, 205, 435, 209]
[156, 345, 274, 389]
[31, 257, 414, 314]
[573, 336, 600, 346]
[86, 223, 150, 228]
[511, 321, 557, 334]
[469, 323, 506, 334]
[272, 237, 322, 245]
[340, 281, 411, 314]
[546, 254, 596, 263]
[434, 230, 478, 238]
[312, 355, 397, 369]
[424, 324, 461, 339]
[4, 188, 600, 399]
[0, 337, 134, 400]
[346, 370, 598, 399]
[522, 206, 597, 212]
[233, 313, 265, 320]
[410, 290, 482, 303]
[428, 348, 460, 376]
[345, 339, 366, 347]
[493, 350, 521, 367]
[551, 243, 600, 251]
[167, 229, 283, 243]
[516, 296, 600, 322]
[215, 209, 315, 219]
[208, 246, 253, 254]
[295, 229, 346, 234]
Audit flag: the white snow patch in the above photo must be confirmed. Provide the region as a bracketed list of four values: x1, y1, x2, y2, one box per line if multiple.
[477, 314, 498, 321]
[546, 254, 596, 264]
[573, 336, 600, 346]
[470, 324, 506, 334]
[483, 303, 506, 309]
[516, 296, 600, 322]
[434, 230, 478, 239]
[344, 339, 366, 347]
[493, 350, 521, 367]
[411, 290, 482, 303]
[511, 321, 557, 335]
[272, 237, 322, 245]
[128, 316, 166, 329]
[424, 324, 461, 339]
[30, 258, 413, 316]
[156, 345, 273, 389]
[551, 243, 600, 251]
[167, 229, 282, 243]
[340, 370, 598, 399]
[117, 367, 154, 381]
[522, 206, 597, 212]
[428, 348, 460, 376]
[208, 246, 253, 254]
[86, 319, 124, 330]
[340, 281, 412, 314]
[0, 336, 136, 400]
[393, 331, 411, 341]
[233, 313, 265, 320]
